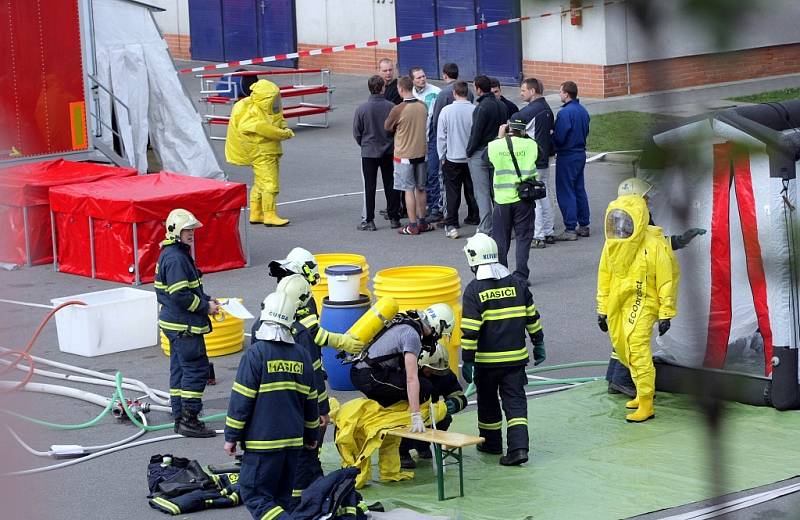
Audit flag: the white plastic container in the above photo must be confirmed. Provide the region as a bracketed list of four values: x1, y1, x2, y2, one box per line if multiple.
[324, 264, 363, 303]
[51, 288, 158, 357]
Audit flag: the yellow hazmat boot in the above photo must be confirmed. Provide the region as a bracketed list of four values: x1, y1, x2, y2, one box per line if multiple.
[262, 193, 289, 226]
[249, 192, 263, 224]
[625, 397, 639, 409]
[625, 395, 654, 422]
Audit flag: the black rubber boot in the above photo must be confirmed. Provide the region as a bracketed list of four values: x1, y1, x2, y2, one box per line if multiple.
[177, 409, 216, 438]
[399, 452, 416, 469]
[476, 444, 503, 455]
[499, 449, 529, 466]
[173, 415, 181, 434]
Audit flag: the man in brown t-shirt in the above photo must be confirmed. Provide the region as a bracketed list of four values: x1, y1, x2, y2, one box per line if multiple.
[384, 76, 431, 235]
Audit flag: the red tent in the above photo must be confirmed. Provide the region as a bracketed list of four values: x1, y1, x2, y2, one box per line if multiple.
[49, 172, 247, 284]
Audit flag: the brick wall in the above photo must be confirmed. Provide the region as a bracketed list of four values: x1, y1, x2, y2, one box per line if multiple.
[297, 44, 397, 75]
[164, 33, 191, 61]
[525, 43, 800, 98]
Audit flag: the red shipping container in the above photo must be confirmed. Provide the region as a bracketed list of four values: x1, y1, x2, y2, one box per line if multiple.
[49, 172, 247, 284]
[0, 160, 137, 266]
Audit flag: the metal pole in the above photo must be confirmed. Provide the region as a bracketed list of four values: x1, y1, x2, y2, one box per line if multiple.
[22, 206, 32, 267]
[88, 216, 96, 278]
[50, 209, 59, 272]
[624, 1, 632, 95]
[243, 206, 251, 266]
[132, 222, 140, 285]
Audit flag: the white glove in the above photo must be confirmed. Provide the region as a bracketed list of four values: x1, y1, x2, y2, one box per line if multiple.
[410, 412, 426, 433]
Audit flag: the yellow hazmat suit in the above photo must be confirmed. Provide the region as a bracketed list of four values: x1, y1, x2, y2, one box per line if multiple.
[596, 195, 679, 422]
[332, 397, 447, 489]
[225, 79, 294, 226]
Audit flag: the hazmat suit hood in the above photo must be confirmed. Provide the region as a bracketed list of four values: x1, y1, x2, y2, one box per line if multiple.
[249, 79, 282, 115]
[603, 195, 650, 276]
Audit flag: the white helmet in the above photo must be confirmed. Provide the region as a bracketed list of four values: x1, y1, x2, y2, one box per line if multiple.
[618, 177, 652, 198]
[259, 291, 299, 329]
[463, 233, 498, 267]
[272, 247, 319, 284]
[422, 303, 455, 338]
[165, 208, 202, 241]
[276, 274, 311, 310]
[418, 343, 450, 374]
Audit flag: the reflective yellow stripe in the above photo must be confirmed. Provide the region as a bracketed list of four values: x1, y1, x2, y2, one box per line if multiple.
[461, 338, 478, 350]
[299, 315, 318, 328]
[154, 281, 167, 290]
[292, 489, 303, 498]
[261, 505, 285, 520]
[461, 317, 482, 331]
[312, 359, 322, 370]
[526, 322, 543, 333]
[181, 390, 203, 399]
[475, 347, 528, 364]
[308, 389, 318, 400]
[258, 381, 310, 395]
[314, 328, 329, 346]
[478, 420, 502, 430]
[246, 438, 304, 450]
[166, 280, 189, 294]
[152, 497, 180, 514]
[233, 382, 257, 398]
[318, 390, 328, 402]
[358, 501, 368, 512]
[188, 294, 201, 312]
[482, 306, 527, 321]
[230, 492, 239, 505]
[225, 416, 246, 429]
[305, 419, 320, 429]
[158, 320, 210, 334]
[507, 417, 528, 428]
[169, 388, 181, 396]
[525, 304, 538, 316]
[337, 506, 358, 516]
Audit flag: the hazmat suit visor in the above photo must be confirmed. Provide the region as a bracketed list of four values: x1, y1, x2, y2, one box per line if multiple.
[606, 209, 635, 239]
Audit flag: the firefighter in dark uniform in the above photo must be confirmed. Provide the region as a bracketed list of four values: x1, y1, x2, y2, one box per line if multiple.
[155, 208, 219, 438]
[399, 343, 468, 468]
[460, 232, 546, 466]
[224, 290, 320, 520]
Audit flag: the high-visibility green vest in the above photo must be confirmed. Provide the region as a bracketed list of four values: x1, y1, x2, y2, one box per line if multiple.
[488, 136, 539, 204]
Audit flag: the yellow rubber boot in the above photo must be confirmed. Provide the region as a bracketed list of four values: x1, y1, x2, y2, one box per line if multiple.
[249, 189, 263, 223]
[625, 395, 654, 422]
[625, 397, 639, 409]
[262, 192, 289, 226]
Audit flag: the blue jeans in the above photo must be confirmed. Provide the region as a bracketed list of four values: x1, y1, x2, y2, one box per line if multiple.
[555, 153, 590, 231]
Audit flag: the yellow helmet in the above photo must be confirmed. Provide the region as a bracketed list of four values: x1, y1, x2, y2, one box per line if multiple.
[617, 177, 652, 198]
[165, 208, 202, 241]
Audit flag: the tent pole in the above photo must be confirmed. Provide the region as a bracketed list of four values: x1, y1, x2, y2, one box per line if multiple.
[132, 222, 140, 285]
[89, 216, 96, 278]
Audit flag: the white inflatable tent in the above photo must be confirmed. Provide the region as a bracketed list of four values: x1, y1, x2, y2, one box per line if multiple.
[637, 101, 800, 409]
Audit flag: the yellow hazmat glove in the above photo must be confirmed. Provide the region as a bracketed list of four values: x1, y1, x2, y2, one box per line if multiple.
[328, 332, 364, 354]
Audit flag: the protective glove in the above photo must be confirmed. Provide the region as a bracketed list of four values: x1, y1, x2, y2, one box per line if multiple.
[328, 332, 364, 354]
[530, 329, 544, 346]
[672, 228, 707, 249]
[597, 314, 608, 332]
[658, 319, 671, 336]
[461, 361, 474, 384]
[410, 412, 426, 433]
[445, 398, 458, 415]
[533, 344, 546, 366]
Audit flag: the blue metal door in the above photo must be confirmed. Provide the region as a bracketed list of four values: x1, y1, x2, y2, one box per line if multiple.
[222, 0, 259, 61]
[256, 0, 298, 69]
[436, 0, 477, 81]
[188, 0, 224, 62]
[395, 0, 439, 79]
[477, 0, 522, 84]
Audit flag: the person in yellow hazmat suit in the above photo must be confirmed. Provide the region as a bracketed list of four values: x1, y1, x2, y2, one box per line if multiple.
[225, 79, 294, 226]
[596, 194, 679, 422]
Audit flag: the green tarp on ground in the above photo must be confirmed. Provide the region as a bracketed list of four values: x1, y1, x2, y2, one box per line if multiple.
[320, 381, 800, 519]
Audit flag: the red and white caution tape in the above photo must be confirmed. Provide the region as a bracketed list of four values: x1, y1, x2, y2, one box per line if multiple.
[179, 1, 628, 75]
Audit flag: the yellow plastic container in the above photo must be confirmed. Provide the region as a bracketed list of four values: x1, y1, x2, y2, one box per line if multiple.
[346, 296, 399, 344]
[312, 253, 371, 310]
[161, 298, 245, 358]
[373, 266, 463, 373]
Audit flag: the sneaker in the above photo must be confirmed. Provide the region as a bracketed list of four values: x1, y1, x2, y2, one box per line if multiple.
[553, 230, 578, 241]
[357, 220, 377, 231]
[576, 226, 590, 237]
[398, 224, 420, 235]
[545, 235, 556, 245]
[379, 209, 389, 220]
[389, 218, 402, 229]
[445, 226, 459, 239]
[531, 239, 546, 249]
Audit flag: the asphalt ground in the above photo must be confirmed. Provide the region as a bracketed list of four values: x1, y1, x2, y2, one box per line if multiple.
[3, 63, 788, 519]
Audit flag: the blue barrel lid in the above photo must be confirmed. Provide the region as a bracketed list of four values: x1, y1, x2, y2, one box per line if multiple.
[324, 264, 363, 276]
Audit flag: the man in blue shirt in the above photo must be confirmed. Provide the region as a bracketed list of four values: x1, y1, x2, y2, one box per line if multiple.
[552, 81, 591, 241]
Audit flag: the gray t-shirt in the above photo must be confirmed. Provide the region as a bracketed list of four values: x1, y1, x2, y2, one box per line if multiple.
[355, 323, 422, 370]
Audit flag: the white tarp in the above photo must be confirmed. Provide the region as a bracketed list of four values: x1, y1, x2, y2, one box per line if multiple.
[641, 117, 799, 380]
[91, 0, 222, 178]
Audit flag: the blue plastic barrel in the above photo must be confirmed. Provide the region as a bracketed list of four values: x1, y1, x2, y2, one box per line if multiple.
[319, 295, 370, 391]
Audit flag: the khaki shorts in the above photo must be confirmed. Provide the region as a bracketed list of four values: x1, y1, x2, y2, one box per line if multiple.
[393, 158, 427, 192]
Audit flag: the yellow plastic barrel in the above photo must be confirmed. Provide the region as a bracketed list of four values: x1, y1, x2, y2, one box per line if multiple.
[347, 296, 399, 345]
[373, 266, 462, 373]
[161, 298, 245, 357]
[312, 253, 371, 310]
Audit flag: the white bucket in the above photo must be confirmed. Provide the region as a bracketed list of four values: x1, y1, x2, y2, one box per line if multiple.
[51, 287, 158, 357]
[324, 264, 363, 303]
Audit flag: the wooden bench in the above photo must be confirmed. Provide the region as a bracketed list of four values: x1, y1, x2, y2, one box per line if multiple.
[388, 428, 484, 501]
